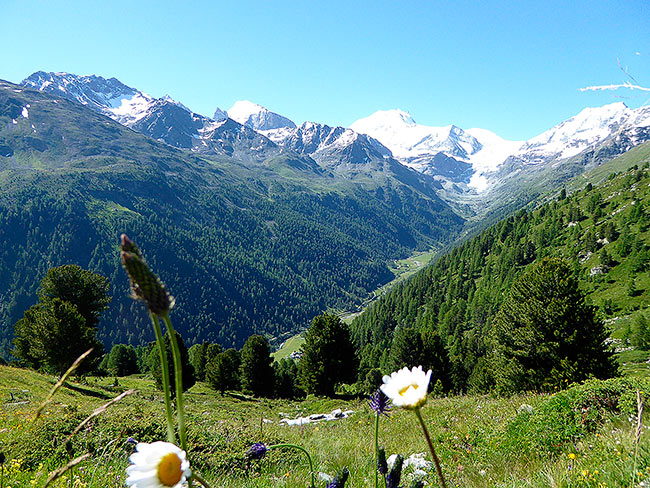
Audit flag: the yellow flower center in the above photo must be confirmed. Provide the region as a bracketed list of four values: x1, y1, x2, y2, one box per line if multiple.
[399, 383, 418, 396]
[157, 452, 182, 486]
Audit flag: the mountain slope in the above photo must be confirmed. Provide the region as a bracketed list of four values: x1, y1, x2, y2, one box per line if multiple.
[21, 72, 282, 163]
[352, 142, 650, 391]
[0, 79, 463, 356]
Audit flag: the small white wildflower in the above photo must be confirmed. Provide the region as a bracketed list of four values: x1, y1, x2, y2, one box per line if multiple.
[126, 441, 190, 488]
[380, 366, 432, 410]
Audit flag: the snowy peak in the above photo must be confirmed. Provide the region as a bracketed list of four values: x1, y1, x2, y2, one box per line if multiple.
[516, 102, 644, 161]
[227, 100, 296, 131]
[263, 120, 392, 170]
[213, 107, 228, 122]
[353, 109, 416, 129]
[351, 109, 484, 161]
[22, 71, 155, 125]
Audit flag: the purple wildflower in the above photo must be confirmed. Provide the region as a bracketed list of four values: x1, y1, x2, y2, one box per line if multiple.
[247, 442, 269, 460]
[386, 454, 404, 488]
[369, 389, 391, 417]
[326, 467, 350, 488]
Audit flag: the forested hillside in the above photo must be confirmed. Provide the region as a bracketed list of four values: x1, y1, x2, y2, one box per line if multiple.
[352, 142, 650, 392]
[0, 80, 463, 356]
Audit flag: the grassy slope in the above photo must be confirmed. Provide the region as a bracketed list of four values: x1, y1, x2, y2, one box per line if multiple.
[1, 366, 650, 487]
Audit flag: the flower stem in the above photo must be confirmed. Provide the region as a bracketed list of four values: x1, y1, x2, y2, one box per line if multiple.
[268, 443, 316, 488]
[162, 314, 188, 453]
[150, 313, 176, 444]
[374, 413, 380, 488]
[191, 470, 213, 488]
[414, 407, 447, 488]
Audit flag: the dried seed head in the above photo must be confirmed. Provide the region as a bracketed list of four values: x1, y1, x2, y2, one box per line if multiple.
[120, 234, 174, 316]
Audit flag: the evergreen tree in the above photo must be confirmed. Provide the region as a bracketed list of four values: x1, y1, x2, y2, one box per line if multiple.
[387, 326, 424, 372]
[206, 348, 240, 393]
[274, 358, 302, 398]
[600, 248, 614, 267]
[149, 330, 195, 395]
[490, 258, 617, 394]
[239, 335, 274, 397]
[631, 313, 650, 350]
[13, 265, 109, 375]
[38, 264, 111, 329]
[107, 344, 139, 376]
[298, 312, 358, 396]
[188, 342, 221, 382]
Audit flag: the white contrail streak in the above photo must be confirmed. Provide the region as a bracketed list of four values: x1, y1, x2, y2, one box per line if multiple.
[579, 82, 650, 92]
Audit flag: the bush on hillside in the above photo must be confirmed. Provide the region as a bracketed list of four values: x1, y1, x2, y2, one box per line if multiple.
[502, 377, 650, 455]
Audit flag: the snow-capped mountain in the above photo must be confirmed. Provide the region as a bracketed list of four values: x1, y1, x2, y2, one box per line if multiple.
[350, 109, 522, 191]
[351, 109, 482, 161]
[227, 100, 296, 131]
[20, 70, 650, 219]
[351, 103, 650, 198]
[512, 103, 648, 163]
[276, 121, 390, 167]
[21, 72, 281, 163]
[22, 71, 155, 125]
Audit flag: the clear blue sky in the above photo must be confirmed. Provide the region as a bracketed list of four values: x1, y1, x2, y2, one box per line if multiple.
[2, 0, 649, 140]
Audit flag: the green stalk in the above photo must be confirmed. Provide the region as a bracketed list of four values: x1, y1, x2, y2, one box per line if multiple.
[374, 413, 380, 488]
[268, 443, 316, 488]
[162, 314, 187, 452]
[414, 407, 447, 488]
[191, 470, 213, 488]
[150, 313, 176, 444]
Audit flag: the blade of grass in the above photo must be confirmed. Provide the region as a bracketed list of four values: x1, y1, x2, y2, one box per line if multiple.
[66, 389, 136, 442]
[34, 348, 93, 420]
[43, 453, 90, 488]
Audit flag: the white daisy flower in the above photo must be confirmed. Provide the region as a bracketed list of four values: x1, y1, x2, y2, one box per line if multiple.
[126, 441, 191, 488]
[380, 366, 432, 410]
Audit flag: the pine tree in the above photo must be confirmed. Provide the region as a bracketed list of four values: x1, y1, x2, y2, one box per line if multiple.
[206, 348, 240, 393]
[188, 342, 221, 381]
[490, 258, 617, 394]
[239, 335, 274, 397]
[149, 330, 195, 395]
[274, 358, 302, 398]
[387, 326, 424, 372]
[107, 344, 139, 376]
[298, 312, 357, 396]
[631, 313, 650, 350]
[13, 265, 109, 375]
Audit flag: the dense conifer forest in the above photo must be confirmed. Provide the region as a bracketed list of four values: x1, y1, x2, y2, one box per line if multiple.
[352, 153, 650, 393]
[0, 80, 463, 356]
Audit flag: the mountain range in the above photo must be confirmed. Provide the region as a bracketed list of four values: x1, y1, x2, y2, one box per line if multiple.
[0, 75, 461, 356]
[23, 71, 650, 220]
[2, 70, 649, 357]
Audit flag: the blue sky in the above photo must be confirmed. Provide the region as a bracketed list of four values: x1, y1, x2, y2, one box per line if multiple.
[2, 0, 649, 140]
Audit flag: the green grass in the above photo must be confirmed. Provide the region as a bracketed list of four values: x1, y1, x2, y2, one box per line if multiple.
[3, 366, 650, 487]
[271, 334, 306, 361]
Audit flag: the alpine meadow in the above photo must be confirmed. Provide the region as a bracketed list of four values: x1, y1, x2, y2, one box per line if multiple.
[2, 2, 650, 486]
